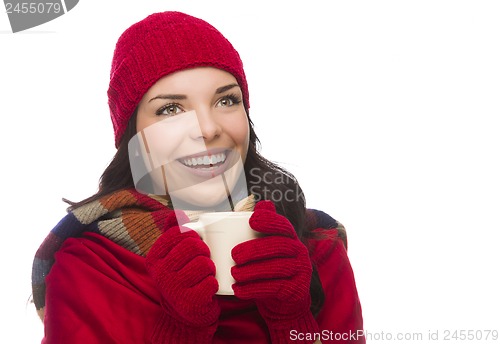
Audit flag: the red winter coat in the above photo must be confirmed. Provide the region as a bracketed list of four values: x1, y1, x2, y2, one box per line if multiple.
[42, 228, 364, 343]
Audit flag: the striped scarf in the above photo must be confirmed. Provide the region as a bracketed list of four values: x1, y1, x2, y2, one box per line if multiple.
[31, 188, 344, 321]
[31, 188, 254, 320]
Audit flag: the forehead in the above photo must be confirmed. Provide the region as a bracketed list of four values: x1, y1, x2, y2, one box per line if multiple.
[145, 67, 238, 95]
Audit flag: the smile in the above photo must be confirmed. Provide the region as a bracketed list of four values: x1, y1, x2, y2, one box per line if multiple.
[181, 152, 227, 168]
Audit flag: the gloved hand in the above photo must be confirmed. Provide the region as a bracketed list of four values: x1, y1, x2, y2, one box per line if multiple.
[231, 201, 320, 343]
[145, 211, 220, 343]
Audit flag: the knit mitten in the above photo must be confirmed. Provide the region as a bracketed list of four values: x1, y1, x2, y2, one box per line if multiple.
[145, 211, 220, 344]
[231, 201, 319, 343]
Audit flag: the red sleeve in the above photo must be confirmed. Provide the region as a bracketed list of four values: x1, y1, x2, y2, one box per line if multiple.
[312, 234, 365, 344]
[43, 232, 162, 344]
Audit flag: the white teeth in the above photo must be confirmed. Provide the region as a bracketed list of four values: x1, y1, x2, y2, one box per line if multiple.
[182, 152, 227, 167]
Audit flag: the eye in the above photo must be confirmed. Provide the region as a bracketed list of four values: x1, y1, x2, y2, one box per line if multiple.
[156, 103, 184, 116]
[216, 94, 242, 108]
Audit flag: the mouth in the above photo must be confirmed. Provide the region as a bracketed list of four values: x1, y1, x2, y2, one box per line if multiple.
[175, 149, 235, 179]
[179, 150, 228, 170]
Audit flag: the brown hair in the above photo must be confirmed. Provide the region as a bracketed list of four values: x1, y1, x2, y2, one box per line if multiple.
[67, 110, 325, 315]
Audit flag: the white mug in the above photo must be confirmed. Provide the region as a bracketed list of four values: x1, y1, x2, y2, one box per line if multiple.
[183, 211, 256, 295]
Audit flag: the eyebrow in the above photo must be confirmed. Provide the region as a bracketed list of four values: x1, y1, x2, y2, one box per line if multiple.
[216, 83, 240, 94]
[148, 94, 186, 103]
[148, 83, 240, 103]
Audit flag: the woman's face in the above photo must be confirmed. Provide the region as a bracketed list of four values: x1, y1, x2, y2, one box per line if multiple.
[134, 67, 250, 207]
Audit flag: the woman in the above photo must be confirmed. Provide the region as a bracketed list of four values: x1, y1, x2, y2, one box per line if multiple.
[32, 11, 365, 343]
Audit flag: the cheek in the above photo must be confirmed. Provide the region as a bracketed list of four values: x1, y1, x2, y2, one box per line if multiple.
[138, 120, 187, 164]
[229, 114, 250, 154]
[147, 133, 180, 163]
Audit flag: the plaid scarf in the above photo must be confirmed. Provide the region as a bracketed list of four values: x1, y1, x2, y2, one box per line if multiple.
[31, 188, 344, 321]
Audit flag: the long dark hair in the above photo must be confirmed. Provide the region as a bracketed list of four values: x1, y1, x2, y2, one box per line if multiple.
[67, 110, 325, 315]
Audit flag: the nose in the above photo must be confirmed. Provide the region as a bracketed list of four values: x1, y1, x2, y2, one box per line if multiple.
[191, 108, 222, 142]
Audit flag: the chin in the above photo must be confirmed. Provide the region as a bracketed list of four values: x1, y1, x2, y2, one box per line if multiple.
[169, 183, 232, 209]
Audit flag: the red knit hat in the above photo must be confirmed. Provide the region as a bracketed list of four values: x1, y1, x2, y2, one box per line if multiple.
[108, 11, 250, 147]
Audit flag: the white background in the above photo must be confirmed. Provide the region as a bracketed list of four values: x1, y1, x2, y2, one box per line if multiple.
[1, 1, 499, 342]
